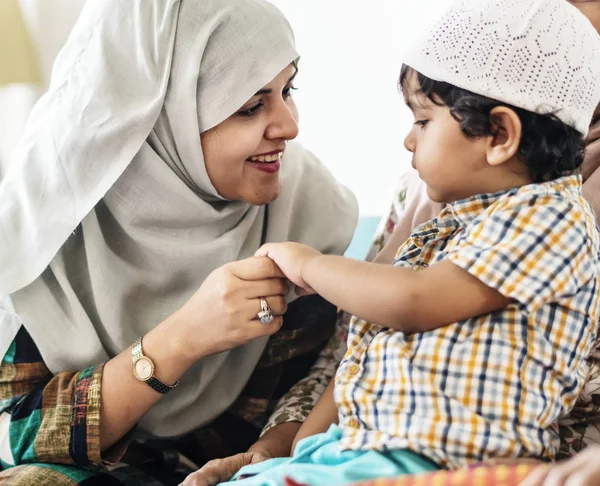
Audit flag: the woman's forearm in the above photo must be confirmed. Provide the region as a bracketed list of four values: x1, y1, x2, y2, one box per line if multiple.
[99, 315, 198, 450]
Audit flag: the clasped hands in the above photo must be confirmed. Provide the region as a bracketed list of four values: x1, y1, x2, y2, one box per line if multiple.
[254, 242, 322, 297]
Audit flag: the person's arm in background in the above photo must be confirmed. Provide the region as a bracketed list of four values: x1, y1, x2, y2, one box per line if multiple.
[290, 379, 338, 454]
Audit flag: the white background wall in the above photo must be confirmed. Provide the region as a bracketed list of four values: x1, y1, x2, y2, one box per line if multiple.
[1, 0, 449, 216]
[270, 0, 448, 215]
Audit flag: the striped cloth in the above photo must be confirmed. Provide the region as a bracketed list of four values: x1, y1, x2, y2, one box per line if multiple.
[335, 175, 600, 469]
[348, 464, 537, 486]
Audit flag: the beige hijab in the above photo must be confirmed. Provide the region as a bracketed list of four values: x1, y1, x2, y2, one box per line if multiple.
[0, 0, 357, 437]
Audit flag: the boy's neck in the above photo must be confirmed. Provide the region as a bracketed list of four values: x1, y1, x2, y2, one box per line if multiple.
[483, 159, 533, 194]
[442, 158, 533, 204]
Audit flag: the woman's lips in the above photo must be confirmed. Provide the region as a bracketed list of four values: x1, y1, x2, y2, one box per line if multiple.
[246, 158, 281, 174]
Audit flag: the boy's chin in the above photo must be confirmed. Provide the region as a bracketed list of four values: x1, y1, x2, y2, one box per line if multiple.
[426, 187, 452, 204]
[427, 186, 480, 204]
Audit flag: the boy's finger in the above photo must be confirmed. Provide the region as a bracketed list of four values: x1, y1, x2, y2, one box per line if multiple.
[254, 243, 275, 258]
[229, 256, 284, 280]
[295, 285, 316, 297]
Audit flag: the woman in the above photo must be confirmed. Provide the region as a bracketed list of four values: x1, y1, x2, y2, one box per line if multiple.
[0, 0, 357, 484]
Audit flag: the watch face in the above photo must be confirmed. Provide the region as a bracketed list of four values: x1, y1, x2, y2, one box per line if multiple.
[134, 357, 154, 381]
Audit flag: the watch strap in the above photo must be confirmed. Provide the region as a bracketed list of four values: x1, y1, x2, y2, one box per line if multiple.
[132, 336, 179, 394]
[146, 376, 178, 395]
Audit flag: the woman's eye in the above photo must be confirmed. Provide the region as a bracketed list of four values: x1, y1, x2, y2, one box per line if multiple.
[283, 85, 298, 98]
[237, 101, 264, 117]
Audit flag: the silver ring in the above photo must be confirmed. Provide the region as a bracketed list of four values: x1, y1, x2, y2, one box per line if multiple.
[257, 298, 274, 324]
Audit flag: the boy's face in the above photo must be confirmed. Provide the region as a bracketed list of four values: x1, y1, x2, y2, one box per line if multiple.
[568, 0, 600, 33]
[403, 74, 489, 203]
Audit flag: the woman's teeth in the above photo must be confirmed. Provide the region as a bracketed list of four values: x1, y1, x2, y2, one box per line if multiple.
[247, 152, 282, 163]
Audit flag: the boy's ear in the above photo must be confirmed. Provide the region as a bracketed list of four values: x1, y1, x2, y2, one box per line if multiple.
[485, 107, 522, 167]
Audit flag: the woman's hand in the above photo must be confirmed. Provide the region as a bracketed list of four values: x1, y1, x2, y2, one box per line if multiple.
[255, 242, 321, 295]
[180, 422, 301, 485]
[520, 445, 600, 486]
[180, 450, 271, 486]
[171, 256, 289, 360]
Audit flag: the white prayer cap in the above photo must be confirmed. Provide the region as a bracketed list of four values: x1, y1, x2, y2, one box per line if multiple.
[403, 0, 600, 135]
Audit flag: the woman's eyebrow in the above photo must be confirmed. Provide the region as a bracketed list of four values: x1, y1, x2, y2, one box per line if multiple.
[254, 70, 298, 96]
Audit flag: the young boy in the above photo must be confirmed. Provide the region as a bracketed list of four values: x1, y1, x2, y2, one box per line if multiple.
[209, 0, 600, 484]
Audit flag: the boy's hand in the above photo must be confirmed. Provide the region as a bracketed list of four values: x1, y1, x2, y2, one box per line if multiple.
[255, 243, 321, 295]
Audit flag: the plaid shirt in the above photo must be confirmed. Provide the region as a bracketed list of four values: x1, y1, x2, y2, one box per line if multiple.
[335, 175, 600, 469]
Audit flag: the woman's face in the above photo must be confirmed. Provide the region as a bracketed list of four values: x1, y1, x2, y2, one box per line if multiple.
[569, 0, 600, 32]
[200, 63, 299, 205]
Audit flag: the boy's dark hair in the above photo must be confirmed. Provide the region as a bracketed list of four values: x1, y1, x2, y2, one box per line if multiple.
[399, 65, 585, 183]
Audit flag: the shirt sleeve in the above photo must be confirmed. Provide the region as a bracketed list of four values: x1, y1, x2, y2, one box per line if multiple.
[261, 310, 350, 434]
[0, 326, 126, 469]
[447, 192, 599, 310]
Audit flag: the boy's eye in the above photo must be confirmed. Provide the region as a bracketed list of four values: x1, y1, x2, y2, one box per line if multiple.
[283, 85, 298, 98]
[414, 120, 429, 128]
[237, 101, 264, 117]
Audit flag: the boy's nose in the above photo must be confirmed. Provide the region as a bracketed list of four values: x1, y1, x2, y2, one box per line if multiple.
[404, 131, 416, 153]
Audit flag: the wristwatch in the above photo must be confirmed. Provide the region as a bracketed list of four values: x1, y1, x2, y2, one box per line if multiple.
[132, 337, 179, 394]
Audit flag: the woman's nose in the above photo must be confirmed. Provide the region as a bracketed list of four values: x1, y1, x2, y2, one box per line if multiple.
[266, 101, 299, 141]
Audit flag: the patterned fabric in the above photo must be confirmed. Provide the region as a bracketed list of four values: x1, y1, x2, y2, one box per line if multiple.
[335, 175, 600, 469]
[262, 311, 350, 432]
[0, 296, 340, 485]
[350, 464, 538, 486]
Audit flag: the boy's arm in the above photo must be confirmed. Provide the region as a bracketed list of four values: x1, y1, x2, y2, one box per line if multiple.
[257, 243, 511, 333]
[291, 379, 338, 455]
[302, 255, 511, 333]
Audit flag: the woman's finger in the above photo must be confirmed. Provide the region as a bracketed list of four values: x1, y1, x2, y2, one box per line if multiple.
[248, 315, 284, 335]
[182, 454, 254, 486]
[243, 278, 289, 299]
[248, 295, 287, 318]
